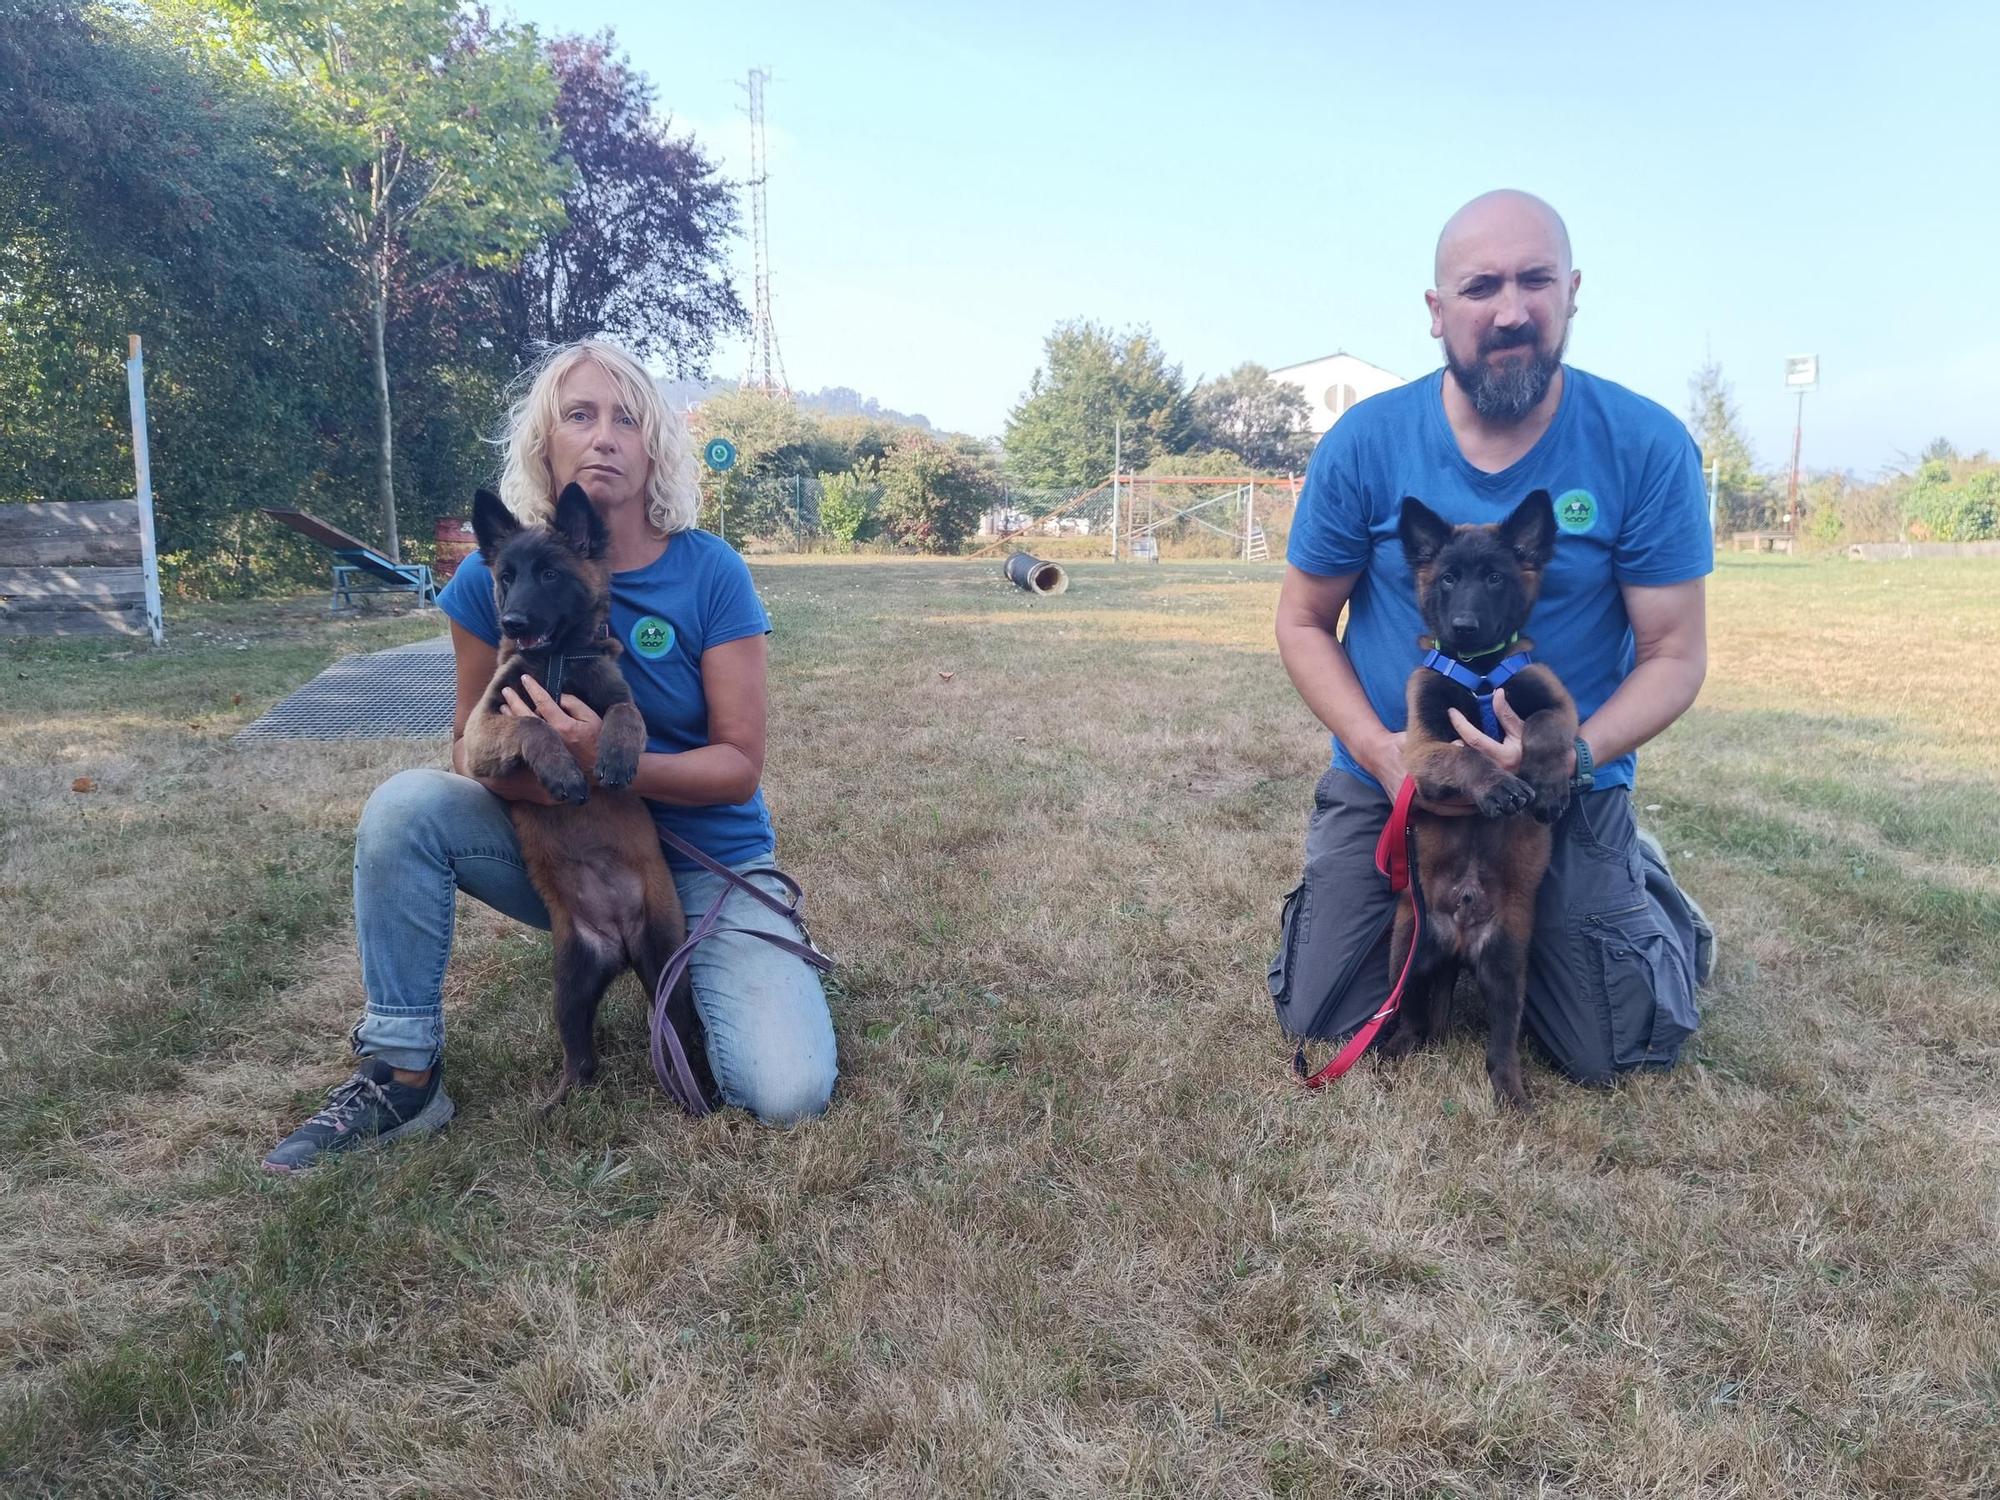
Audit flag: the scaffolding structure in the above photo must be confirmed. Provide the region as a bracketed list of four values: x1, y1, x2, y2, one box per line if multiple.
[973, 473, 1299, 562]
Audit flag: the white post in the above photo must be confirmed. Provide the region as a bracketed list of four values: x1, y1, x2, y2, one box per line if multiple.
[1110, 418, 1121, 561]
[1244, 480, 1255, 560]
[125, 335, 165, 645]
[1708, 457, 1720, 543]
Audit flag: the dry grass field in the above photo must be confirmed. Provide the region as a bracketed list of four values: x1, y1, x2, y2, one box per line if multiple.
[2, 553, 1996, 1497]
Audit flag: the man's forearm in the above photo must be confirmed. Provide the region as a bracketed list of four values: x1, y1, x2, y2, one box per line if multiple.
[1577, 652, 1705, 766]
[1276, 619, 1392, 773]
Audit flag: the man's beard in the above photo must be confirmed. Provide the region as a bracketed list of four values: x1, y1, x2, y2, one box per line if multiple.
[1446, 325, 1566, 423]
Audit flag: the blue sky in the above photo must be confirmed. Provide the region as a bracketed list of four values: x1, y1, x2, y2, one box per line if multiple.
[499, 0, 1997, 477]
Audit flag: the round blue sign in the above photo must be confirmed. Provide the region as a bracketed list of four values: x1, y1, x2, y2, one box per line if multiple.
[703, 437, 738, 472]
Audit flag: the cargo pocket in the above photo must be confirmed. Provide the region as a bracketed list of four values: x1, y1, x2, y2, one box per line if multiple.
[1586, 902, 1696, 1070]
[1268, 881, 1309, 1008]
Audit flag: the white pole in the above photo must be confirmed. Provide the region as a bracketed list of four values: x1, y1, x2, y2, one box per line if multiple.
[1708, 457, 1719, 543]
[1110, 418, 1121, 561]
[1244, 480, 1255, 560]
[125, 335, 164, 645]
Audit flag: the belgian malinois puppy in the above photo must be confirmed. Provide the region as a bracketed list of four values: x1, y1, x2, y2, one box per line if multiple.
[1376, 491, 1579, 1109]
[462, 484, 693, 1108]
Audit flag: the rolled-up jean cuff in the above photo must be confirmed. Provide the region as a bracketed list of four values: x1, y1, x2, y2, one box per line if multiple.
[350, 1013, 441, 1073]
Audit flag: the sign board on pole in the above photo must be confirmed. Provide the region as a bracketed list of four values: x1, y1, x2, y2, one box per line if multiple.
[1784, 355, 1819, 393]
[703, 437, 738, 472]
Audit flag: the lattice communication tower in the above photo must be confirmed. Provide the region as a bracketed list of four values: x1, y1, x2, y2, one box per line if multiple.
[740, 67, 790, 398]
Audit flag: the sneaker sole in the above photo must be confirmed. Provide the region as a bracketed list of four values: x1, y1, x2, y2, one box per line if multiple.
[262, 1089, 457, 1175]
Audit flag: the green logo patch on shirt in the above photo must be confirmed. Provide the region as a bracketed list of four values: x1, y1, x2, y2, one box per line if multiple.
[630, 615, 675, 659]
[1555, 489, 1598, 534]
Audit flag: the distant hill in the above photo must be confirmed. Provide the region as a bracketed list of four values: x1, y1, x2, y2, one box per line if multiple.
[658, 377, 932, 431]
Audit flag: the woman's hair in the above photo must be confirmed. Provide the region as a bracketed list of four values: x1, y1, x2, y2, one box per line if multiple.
[496, 338, 700, 534]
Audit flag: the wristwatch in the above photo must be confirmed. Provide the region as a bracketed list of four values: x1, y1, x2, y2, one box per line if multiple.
[1569, 737, 1595, 792]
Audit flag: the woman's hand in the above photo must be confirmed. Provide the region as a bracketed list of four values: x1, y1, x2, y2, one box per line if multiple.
[502, 674, 603, 774]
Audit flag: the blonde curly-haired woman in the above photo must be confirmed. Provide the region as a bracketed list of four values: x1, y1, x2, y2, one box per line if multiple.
[266, 339, 836, 1170]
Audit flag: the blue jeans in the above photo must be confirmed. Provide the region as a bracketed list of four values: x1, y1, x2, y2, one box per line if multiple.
[349, 768, 837, 1125]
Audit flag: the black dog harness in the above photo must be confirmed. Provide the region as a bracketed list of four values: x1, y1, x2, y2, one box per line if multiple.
[517, 622, 612, 701]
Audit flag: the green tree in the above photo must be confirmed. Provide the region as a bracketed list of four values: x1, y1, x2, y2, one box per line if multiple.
[877, 434, 997, 552]
[160, 0, 568, 559]
[1003, 321, 1191, 489]
[482, 29, 743, 371]
[0, 1, 361, 588]
[1686, 360, 1774, 532]
[1188, 363, 1313, 471]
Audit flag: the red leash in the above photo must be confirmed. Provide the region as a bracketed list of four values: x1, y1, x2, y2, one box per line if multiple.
[1292, 775, 1424, 1089]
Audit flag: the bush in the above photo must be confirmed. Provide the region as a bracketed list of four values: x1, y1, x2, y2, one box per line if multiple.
[876, 435, 998, 553]
[817, 467, 880, 547]
[1905, 464, 2000, 542]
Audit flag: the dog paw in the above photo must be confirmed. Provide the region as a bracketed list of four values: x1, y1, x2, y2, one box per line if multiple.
[539, 764, 590, 805]
[594, 747, 638, 790]
[1529, 779, 1571, 825]
[1488, 1065, 1532, 1112]
[1375, 1022, 1420, 1060]
[1477, 774, 1534, 819]
[538, 1059, 597, 1113]
[1492, 1080, 1533, 1113]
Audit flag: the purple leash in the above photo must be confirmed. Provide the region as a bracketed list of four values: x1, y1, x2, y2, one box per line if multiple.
[647, 829, 834, 1115]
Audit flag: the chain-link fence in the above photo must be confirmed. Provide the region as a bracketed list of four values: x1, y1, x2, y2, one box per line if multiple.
[698, 473, 827, 552]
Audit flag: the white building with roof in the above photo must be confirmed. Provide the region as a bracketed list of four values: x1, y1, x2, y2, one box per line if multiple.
[1268, 352, 1408, 436]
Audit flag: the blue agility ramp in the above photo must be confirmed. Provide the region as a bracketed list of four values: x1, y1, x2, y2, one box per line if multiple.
[261, 507, 437, 609]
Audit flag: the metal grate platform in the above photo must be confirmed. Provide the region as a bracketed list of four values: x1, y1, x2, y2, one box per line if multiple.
[234, 635, 456, 742]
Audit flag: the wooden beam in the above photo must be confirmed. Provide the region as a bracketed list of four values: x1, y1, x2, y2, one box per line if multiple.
[0, 533, 142, 568]
[0, 565, 147, 603]
[0, 604, 149, 636]
[0, 500, 141, 540]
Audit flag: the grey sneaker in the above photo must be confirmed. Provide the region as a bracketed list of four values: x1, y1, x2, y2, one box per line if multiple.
[1635, 827, 1717, 987]
[263, 1058, 454, 1174]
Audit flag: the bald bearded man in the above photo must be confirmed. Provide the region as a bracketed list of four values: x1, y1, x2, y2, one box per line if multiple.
[1270, 189, 1716, 1088]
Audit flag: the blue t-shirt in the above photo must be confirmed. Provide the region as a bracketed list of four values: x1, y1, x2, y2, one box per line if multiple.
[1286, 366, 1712, 792]
[438, 528, 776, 872]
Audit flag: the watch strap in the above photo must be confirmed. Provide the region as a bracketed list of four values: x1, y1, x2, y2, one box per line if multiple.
[1570, 737, 1595, 791]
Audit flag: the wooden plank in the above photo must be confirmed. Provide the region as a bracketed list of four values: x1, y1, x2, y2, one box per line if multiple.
[1, 591, 149, 612]
[0, 604, 148, 637]
[262, 507, 377, 554]
[0, 500, 140, 541]
[0, 566, 146, 604]
[0, 532, 142, 568]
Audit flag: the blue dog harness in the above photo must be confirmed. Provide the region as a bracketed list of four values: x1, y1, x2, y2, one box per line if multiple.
[1420, 637, 1533, 740]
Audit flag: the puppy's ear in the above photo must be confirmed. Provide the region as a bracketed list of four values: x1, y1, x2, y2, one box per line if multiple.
[1499, 489, 1556, 568]
[471, 489, 519, 563]
[1398, 497, 1453, 569]
[551, 482, 610, 559]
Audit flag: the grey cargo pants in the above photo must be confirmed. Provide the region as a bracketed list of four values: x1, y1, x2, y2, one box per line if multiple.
[1269, 768, 1702, 1083]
